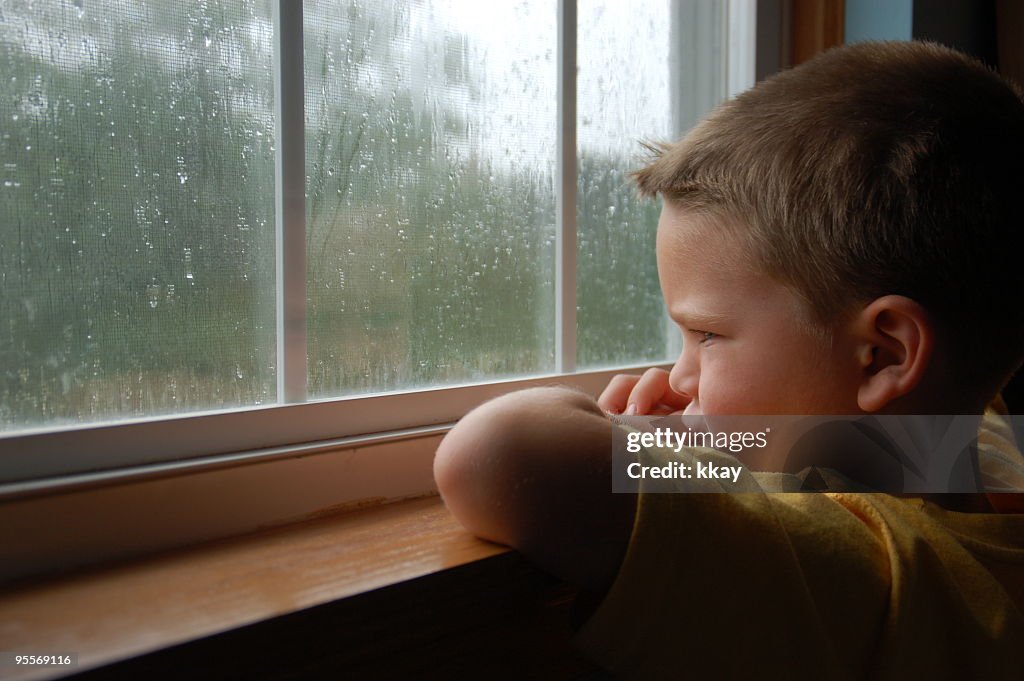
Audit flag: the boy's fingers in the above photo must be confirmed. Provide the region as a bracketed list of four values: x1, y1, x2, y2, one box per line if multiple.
[657, 386, 691, 411]
[627, 368, 690, 415]
[599, 369, 689, 415]
[627, 368, 673, 414]
[597, 374, 642, 414]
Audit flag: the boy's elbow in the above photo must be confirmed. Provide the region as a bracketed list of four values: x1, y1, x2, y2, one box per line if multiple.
[433, 395, 520, 547]
[433, 386, 605, 549]
[434, 387, 634, 590]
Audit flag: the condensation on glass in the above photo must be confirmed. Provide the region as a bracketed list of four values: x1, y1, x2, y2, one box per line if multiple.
[304, 1, 557, 397]
[576, 1, 726, 369]
[0, 1, 277, 431]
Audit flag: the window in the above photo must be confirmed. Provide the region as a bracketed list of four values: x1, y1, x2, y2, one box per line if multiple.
[0, 0, 753, 483]
[304, 1, 558, 398]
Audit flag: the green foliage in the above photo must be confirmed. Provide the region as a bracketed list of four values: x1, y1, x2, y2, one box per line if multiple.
[577, 151, 666, 369]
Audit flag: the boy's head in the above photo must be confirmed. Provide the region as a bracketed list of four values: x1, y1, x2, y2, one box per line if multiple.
[637, 40, 1024, 416]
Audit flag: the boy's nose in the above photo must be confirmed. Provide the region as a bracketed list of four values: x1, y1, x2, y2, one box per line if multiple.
[669, 348, 699, 402]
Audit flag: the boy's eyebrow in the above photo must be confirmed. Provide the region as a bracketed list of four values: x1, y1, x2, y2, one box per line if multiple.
[667, 306, 731, 327]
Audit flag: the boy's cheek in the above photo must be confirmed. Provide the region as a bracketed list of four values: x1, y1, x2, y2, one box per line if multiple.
[697, 361, 764, 415]
[699, 362, 801, 416]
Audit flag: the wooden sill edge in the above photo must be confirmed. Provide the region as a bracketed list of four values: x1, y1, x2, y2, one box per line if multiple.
[0, 495, 509, 681]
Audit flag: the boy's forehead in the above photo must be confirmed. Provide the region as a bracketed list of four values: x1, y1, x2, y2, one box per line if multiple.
[655, 203, 819, 331]
[656, 200, 749, 268]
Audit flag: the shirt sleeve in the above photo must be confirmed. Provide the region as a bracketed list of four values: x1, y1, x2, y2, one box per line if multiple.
[574, 437, 892, 681]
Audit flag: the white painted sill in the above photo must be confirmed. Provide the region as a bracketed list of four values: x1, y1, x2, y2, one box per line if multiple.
[0, 364, 669, 584]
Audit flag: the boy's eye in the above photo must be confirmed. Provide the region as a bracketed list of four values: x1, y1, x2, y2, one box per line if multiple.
[676, 322, 720, 345]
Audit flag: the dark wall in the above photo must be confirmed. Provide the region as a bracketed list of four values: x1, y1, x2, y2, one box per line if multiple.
[912, 0, 1024, 413]
[913, 0, 999, 67]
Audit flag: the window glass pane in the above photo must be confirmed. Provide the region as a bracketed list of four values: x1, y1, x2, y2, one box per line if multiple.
[576, 1, 675, 369]
[0, 1, 277, 432]
[305, 0, 557, 397]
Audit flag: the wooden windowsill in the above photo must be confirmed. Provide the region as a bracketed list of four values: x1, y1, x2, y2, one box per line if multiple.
[0, 496, 596, 680]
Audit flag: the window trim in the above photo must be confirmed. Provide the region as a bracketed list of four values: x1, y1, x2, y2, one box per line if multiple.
[0, 364, 669, 492]
[2, 366, 679, 584]
[0, 0, 768, 492]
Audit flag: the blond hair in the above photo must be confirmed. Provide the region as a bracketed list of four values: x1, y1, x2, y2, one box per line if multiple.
[635, 41, 1024, 397]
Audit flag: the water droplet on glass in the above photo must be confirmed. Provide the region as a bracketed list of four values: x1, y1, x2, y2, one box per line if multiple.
[146, 282, 160, 309]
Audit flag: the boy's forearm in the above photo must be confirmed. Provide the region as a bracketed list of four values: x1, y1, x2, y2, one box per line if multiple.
[433, 387, 637, 591]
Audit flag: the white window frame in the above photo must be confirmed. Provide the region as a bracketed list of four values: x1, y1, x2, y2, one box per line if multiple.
[0, 1, 767, 507]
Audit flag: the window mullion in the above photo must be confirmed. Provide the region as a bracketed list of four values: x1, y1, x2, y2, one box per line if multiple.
[556, 0, 578, 374]
[272, 1, 307, 403]
[274, 0, 308, 404]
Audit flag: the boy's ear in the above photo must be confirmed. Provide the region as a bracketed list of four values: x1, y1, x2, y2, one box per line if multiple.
[853, 295, 935, 413]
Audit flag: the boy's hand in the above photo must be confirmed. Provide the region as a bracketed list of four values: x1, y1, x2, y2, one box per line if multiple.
[597, 368, 690, 416]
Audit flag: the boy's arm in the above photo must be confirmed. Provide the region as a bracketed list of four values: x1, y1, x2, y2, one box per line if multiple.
[433, 386, 637, 591]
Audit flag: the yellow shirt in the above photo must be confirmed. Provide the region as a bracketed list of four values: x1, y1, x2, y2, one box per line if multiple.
[576, 414, 1024, 680]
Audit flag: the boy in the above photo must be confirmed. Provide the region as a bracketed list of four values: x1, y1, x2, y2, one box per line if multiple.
[433, 41, 1024, 679]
